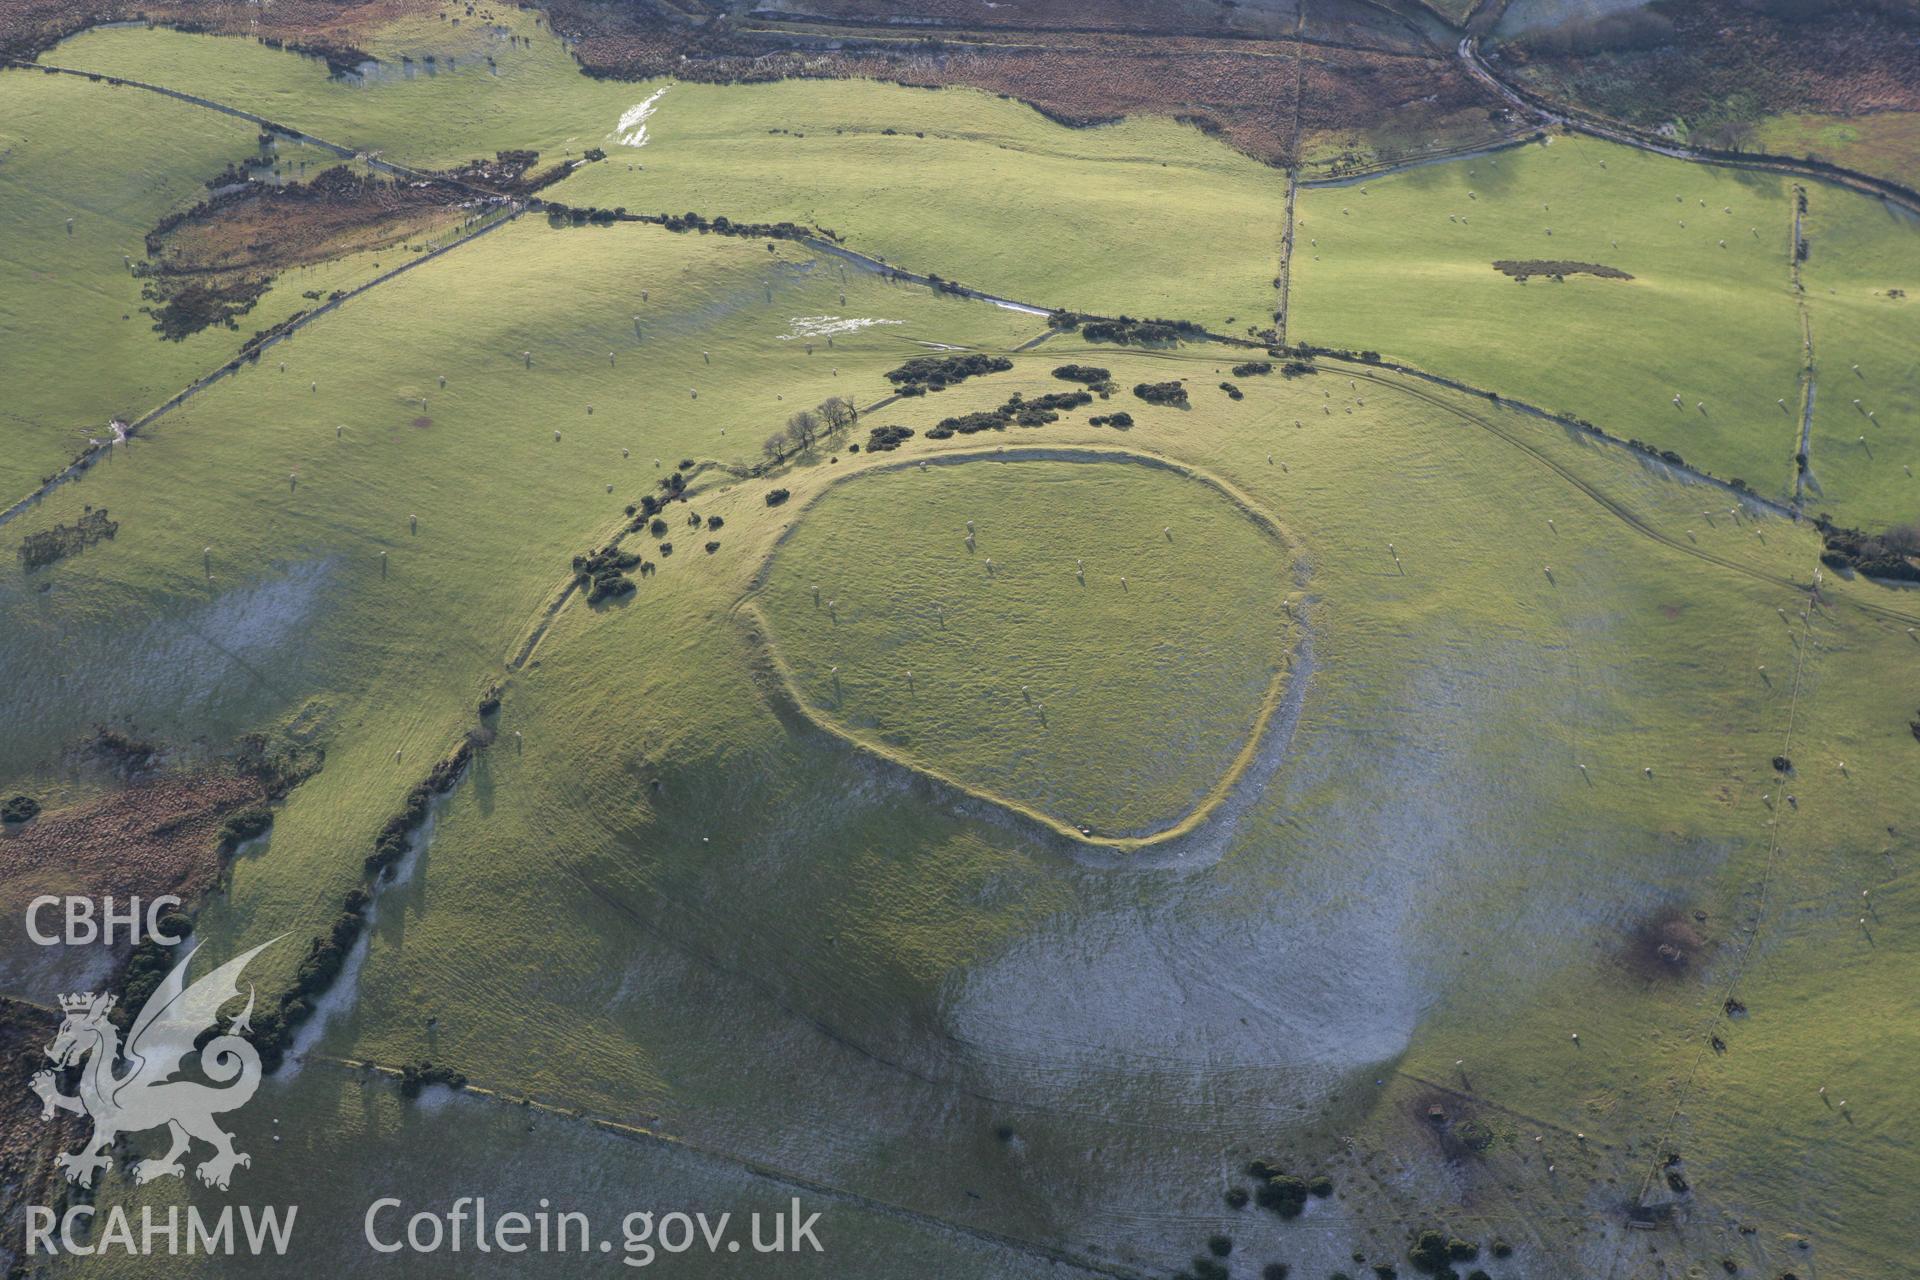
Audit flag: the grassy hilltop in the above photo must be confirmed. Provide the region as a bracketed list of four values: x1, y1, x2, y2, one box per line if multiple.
[1, 11, 1917, 1280]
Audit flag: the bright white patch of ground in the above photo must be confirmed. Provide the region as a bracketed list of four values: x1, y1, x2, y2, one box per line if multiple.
[614, 86, 670, 148]
[778, 316, 903, 341]
[0, 559, 335, 761]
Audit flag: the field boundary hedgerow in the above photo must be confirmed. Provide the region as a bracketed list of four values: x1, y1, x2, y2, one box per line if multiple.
[732, 443, 1306, 854]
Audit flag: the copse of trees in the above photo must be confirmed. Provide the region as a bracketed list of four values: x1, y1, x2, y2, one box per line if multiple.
[1820, 520, 1920, 583]
[572, 543, 642, 602]
[19, 506, 118, 570]
[1051, 364, 1114, 391]
[763, 395, 859, 462]
[1049, 312, 1207, 346]
[1133, 381, 1189, 407]
[886, 353, 1012, 395]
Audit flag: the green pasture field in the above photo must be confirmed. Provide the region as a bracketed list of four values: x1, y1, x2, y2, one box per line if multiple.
[1798, 188, 1920, 530]
[1290, 133, 1815, 505]
[0, 217, 1041, 1009]
[42, 24, 1286, 331]
[542, 78, 1287, 330]
[130, 332, 1909, 1277]
[38, 12, 612, 171]
[0, 67, 349, 502]
[1755, 109, 1920, 195]
[755, 450, 1297, 840]
[6, 19, 1919, 1280]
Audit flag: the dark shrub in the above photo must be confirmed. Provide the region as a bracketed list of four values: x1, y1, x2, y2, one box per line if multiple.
[707, 515, 724, 530]
[1224, 1187, 1249, 1209]
[19, 507, 119, 570]
[1410, 1229, 1461, 1274]
[885, 353, 1012, 394]
[866, 425, 915, 452]
[1219, 381, 1243, 399]
[1309, 1175, 1334, 1197]
[1232, 360, 1273, 377]
[1207, 1236, 1232, 1258]
[766, 489, 791, 506]
[1051, 364, 1112, 386]
[1262, 1266, 1290, 1280]
[1089, 412, 1133, 428]
[704, 540, 720, 554]
[1255, 1174, 1309, 1218]
[399, 1060, 468, 1098]
[1132, 381, 1189, 407]
[217, 807, 273, 852]
[2, 795, 41, 824]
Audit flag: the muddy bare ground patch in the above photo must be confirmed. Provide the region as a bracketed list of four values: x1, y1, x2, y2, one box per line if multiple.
[1493, 260, 1634, 283]
[1616, 910, 1713, 985]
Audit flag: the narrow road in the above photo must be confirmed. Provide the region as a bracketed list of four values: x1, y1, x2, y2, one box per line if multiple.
[1456, 38, 1920, 216]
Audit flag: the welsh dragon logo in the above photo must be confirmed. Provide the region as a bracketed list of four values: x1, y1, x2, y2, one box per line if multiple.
[31, 939, 279, 1190]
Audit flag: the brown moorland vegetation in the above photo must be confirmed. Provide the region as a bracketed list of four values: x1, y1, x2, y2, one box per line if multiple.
[0, 772, 265, 922]
[1495, 0, 1920, 144]
[0, 0, 427, 65]
[547, 3, 1506, 167]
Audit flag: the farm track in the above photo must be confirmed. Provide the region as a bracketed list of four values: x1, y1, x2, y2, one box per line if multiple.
[1296, 128, 1540, 187]
[1791, 188, 1817, 508]
[735, 13, 1440, 63]
[304, 1054, 1158, 1280]
[1457, 37, 1920, 217]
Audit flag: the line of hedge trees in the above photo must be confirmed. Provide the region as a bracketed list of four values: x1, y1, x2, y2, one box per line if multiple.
[924, 389, 1094, 439]
[241, 735, 482, 1071]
